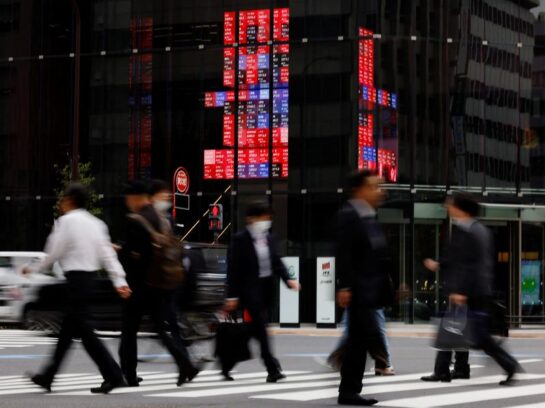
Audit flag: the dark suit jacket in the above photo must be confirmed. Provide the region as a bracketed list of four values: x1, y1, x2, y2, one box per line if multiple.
[336, 202, 392, 308]
[119, 204, 162, 292]
[440, 221, 494, 308]
[226, 229, 291, 310]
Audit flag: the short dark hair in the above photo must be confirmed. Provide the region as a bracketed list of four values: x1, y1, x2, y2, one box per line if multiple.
[345, 169, 377, 195]
[124, 180, 150, 196]
[63, 183, 89, 209]
[246, 201, 272, 218]
[451, 193, 480, 218]
[150, 179, 170, 196]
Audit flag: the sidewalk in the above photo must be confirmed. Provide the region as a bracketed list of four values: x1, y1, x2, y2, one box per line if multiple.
[270, 323, 545, 339]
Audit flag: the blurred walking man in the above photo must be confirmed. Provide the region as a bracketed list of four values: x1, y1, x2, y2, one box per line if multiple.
[421, 194, 521, 385]
[224, 201, 300, 382]
[24, 183, 131, 394]
[336, 170, 393, 406]
[118, 180, 198, 387]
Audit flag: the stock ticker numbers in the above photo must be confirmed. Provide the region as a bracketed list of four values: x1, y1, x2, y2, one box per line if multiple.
[203, 8, 290, 180]
[358, 28, 398, 183]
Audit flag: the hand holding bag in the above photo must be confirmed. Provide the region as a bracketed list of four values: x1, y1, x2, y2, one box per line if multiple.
[434, 303, 476, 351]
[215, 312, 252, 373]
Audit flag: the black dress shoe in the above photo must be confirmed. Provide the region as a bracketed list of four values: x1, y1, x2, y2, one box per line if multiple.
[266, 372, 287, 383]
[338, 394, 378, 406]
[27, 372, 52, 393]
[499, 371, 516, 386]
[177, 365, 200, 387]
[222, 371, 234, 381]
[450, 370, 470, 380]
[126, 376, 143, 387]
[421, 374, 451, 383]
[90, 379, 127, 394]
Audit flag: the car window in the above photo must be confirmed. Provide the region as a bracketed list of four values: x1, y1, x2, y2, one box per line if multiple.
[0, 257, 12, 268]
[12, 257, 43, 269]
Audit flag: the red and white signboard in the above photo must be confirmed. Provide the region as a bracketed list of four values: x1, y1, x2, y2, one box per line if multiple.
[174, 167, 190, 194]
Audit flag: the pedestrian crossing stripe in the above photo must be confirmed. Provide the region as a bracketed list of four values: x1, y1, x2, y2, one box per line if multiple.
[53, 371, 309, 396]
[0, 331, 58, 350]
[380, 378, 545, 407]
[249, 374, 545, 402]
[0, 360, 543, 406]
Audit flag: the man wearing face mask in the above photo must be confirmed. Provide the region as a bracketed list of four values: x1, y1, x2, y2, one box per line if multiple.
[150, 179, 174, 230]
[224, 201, 301, 382]
[118, 180, 198, 388]
[149, 179, 187, 353]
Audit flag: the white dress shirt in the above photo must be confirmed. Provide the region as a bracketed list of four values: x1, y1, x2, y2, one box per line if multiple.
[247, 226, 272, 278]
[31, 209, 128, 288]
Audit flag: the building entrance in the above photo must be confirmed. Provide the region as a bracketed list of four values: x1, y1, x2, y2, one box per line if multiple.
[481, 206, 545, 327]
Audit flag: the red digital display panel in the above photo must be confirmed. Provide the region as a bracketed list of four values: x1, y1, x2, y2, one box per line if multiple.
[358, 27, 398, 183]
[224, 12, 236, 45]
[204, 149, 235, 180]
[204, 8, 289, 180]
[128, 17, 153, 180]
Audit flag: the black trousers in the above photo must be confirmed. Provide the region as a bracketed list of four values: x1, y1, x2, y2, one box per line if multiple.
[435, 310, 518, 376]
[41, 271, 123, 384]
[339, 306, 381, 395]
[242, 277, 281, 375]
[119, 286, 193, 381]
[434, 351, 470, 375]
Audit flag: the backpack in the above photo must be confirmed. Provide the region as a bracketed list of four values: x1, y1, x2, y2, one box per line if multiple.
[128, 213, 185, 290]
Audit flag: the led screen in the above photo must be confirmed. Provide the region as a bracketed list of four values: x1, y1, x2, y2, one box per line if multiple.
[358, 28, 398, 182]
[204, 8, 289, 180]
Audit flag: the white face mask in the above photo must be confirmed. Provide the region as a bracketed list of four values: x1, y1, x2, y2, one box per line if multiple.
[153, 200, 172, 213]
[251, 220, 272, 234]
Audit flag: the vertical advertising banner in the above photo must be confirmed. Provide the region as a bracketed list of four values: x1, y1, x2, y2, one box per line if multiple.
[316, 257, 336, 327]
[280, 257, 299, 326]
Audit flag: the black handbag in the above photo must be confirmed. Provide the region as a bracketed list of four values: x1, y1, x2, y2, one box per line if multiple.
[215, 315, 252, 373]
[434, 303, 476, 351]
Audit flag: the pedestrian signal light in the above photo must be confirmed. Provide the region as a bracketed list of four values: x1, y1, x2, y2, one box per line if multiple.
[208, 204, 223, 231]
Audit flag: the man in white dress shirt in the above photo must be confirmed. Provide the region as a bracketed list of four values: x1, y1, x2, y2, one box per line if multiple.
[24, 183, 131, 394]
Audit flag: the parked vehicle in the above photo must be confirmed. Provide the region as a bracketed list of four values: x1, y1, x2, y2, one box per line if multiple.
[21, 243, 228, 337]
[0, 252, 64, 330]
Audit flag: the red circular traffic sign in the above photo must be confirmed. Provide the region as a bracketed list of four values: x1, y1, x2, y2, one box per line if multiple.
[174, 167, 190, 194]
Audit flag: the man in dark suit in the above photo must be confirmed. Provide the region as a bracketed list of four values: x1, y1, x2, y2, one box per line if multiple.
[118, 180, 198, 387]
[224, 201, 300, 382]
[336, 170, 392, 406]
[421, 193, 520, 385]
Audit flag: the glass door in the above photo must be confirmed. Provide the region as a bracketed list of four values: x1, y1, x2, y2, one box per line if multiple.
[521, 221, 545, 324]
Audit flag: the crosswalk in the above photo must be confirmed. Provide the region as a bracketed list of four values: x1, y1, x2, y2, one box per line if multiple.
[0, 330, 56, 350]
[0, 360, 544, 406]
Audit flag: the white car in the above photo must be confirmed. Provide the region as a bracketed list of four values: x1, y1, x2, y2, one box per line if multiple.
[0, 252, 63, 326]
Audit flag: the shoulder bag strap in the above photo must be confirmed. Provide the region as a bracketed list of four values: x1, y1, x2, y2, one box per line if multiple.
[127, 213, 161, 241]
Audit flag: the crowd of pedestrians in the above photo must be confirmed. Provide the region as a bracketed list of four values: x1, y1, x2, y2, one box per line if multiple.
[21, 171, 518, 406]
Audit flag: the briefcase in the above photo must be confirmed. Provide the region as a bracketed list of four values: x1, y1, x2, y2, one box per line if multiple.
[215, 317, 252, 373]
[434, 304, 476, 351]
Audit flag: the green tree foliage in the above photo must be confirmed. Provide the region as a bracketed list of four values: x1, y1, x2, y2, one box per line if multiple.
[53, 162, 102, 218]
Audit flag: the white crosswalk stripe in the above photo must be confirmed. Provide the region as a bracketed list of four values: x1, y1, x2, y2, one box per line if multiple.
[0, 330, 56, 350]
[0, 358, 542, 406]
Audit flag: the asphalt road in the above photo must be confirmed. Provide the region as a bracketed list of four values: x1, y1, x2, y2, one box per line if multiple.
[1, 328, 545, 408]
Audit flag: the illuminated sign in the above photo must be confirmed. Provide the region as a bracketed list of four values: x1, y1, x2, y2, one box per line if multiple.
[358, 28, 398, 182]
[174, 167, 190, 194]
[204, 8, 290, 180]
